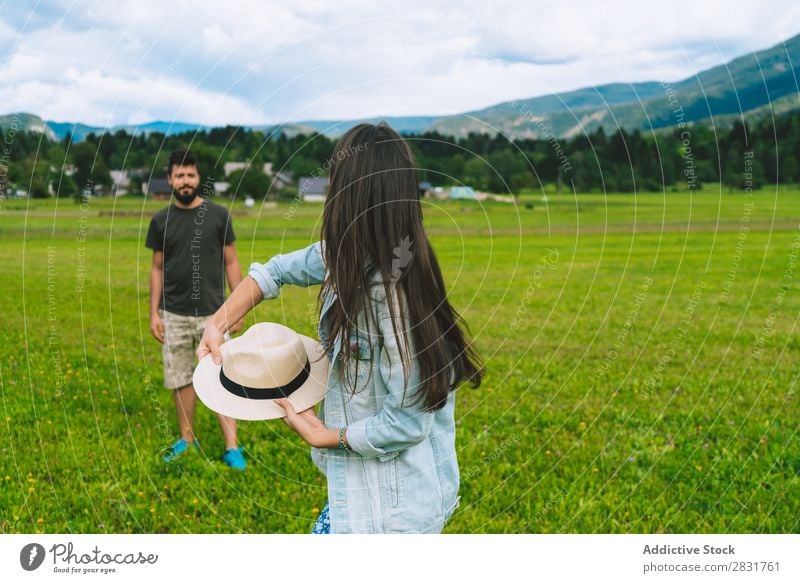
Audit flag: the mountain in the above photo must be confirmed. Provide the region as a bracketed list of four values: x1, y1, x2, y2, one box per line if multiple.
[285, 32, 800, 138]
[4, 31, 800, 141]
[0, 116, 217, 142]
[288, 115, 441, 138]
[39, 116, 439, 142]
[45, 120, 214, 141]
[46, 120, 108, 141]
[428, 33, 800, 138]
[0, 112, 56, 140]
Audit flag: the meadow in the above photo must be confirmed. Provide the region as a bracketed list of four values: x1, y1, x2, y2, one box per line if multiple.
[1, 187, 799, 533]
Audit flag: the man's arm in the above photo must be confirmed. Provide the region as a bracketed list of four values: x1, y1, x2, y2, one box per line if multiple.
[149, 251, 165, 343]
[223, 243, 244, 333]
[223, 243, 243, 293]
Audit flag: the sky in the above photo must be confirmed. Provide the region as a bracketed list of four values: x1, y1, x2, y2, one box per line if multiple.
[2, 0, 800, 127]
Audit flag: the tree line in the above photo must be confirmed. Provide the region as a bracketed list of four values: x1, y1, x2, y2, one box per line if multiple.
[1, 112, 793, 199]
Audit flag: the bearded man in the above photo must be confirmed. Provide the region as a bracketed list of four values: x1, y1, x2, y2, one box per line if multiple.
[145, 149, 246, 470]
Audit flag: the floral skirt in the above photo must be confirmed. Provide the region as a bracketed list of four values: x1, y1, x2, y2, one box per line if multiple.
[311, 500, 330, 534]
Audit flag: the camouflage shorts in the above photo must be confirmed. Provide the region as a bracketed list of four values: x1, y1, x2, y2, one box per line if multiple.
[160, 309, 228, 390]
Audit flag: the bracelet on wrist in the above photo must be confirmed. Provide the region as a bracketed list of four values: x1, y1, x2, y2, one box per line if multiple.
[338, 426, 353, 453]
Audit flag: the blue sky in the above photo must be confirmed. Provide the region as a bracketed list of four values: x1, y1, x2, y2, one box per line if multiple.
[2, 0, 800, 127]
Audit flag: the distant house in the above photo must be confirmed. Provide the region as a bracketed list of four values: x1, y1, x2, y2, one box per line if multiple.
[449, 186, 478, 200]
[110, 170, 130, 196]
[143, 177, 172, 200]
[224, 162, 249, 177]
[214, 181, 230, 196]
[299, 176, 328, 202]
[271, 170, 294, 192]
[263, 162, 274, 176]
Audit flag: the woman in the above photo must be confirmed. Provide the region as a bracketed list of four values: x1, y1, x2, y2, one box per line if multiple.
[198, 122, 483, 533]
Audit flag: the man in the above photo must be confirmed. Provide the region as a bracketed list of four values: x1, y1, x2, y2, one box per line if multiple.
[146, 149, 246, 470]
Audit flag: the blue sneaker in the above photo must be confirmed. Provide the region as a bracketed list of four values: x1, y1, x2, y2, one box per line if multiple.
[223, 446, 246, 471]
[164, 438, 199, 462]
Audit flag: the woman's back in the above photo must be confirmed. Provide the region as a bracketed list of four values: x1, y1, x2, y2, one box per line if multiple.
[311, 268, 462, 533]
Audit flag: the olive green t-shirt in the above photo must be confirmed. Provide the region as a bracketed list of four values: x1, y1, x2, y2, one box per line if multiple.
[145, 198, 235, 316]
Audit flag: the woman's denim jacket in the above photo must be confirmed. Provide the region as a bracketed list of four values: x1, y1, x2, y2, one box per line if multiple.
[248, 242, 461, 533]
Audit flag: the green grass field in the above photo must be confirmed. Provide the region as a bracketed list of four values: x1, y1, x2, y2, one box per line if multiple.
[1, 188, 799, 533]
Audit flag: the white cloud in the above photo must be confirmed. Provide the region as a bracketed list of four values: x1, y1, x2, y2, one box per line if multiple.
[13, 74, 266, 127]
[2, 0, 800, 126]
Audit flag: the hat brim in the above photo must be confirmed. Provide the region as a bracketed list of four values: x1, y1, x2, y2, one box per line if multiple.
[193, 335, 329, 420]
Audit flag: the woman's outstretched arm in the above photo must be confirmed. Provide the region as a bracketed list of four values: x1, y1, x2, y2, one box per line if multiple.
[197, 276, 263, 364]
[197, 241, 326, 364]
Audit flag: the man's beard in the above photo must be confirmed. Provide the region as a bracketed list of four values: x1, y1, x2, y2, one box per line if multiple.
[173, 185, 199, 206]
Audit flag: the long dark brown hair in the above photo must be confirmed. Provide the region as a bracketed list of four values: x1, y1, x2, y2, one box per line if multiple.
[320, 122, 483, 412]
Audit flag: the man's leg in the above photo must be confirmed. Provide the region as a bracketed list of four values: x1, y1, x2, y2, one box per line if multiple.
[163, 310, 199, 450]
[173, 384, 198, 443]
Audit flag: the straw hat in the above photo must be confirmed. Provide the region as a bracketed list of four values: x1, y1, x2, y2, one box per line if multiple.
[193, 322, 328, 420]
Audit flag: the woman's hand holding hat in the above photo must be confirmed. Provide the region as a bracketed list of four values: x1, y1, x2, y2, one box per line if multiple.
[275, 399, 339, 449]
[197, 322, 225, 364]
